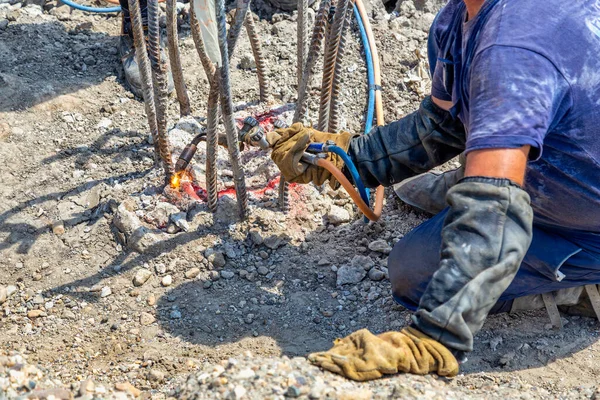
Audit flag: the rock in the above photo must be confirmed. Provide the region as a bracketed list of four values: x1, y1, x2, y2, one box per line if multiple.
[78, 379, 95, 396]
[161, 275, 173, 287]
[327, 204, 351, 224]
[147, 369, 165, 382]
[208, 251, 226, 268]
[185, 268, 201, 279]
[140, 312, 156, 326]
[52, 220, 65, 235]
[148, 202, 179, 227]
[351, 255, 374, 271]
[0, 19, 8, 30]
[27, 310, 45, 318]
[499, 351, 516, 366]
[155, 263, 167, 275]
[147, 294, 156, 306]
[100, 287, 112, 298]
[133, 268, 152, 286]
[170, 310, 182, 319]
[0, 287, 6, 304]
[368, 268, 386, 281]
[170, 212, 190, 232]
[336, 264, 367, 286]
[239, 54, 256, 70]
[248, 229, 264, 245]
[257, 266, 269, 276]
[115, 382, 141, 397]
[6, 285, 17, 297]
[220, 270, 235, 280]
[368, 240, 392, 254]
[264, 235, 283, 250]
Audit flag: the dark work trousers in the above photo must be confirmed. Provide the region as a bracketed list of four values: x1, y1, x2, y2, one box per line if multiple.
[389, 209, 600, 315]
[119, 0, 148, 35]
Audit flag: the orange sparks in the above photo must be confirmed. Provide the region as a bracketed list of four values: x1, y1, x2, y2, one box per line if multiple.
[170, 170, 193, 189]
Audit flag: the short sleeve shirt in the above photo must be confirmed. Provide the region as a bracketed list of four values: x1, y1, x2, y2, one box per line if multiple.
[429, 0, 600, 236]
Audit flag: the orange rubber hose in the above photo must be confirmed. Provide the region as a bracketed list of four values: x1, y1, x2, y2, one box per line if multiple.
[318, 159, 382, 221]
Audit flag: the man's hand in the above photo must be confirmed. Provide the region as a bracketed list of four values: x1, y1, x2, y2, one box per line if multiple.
[308, 327, 459, 381]
[270, 123, 356, 188]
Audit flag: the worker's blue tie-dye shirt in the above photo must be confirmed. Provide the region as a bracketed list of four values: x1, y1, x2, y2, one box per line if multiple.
[428, 0, 600, 240]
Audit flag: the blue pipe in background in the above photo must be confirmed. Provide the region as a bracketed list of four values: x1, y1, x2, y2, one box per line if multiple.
[60, 0, 121, 13]
[353, 4, 375, 135]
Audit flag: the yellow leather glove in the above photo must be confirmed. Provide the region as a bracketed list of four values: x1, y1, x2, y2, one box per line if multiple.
[270, 122, 356, 188]
[308, 327, 459, 381]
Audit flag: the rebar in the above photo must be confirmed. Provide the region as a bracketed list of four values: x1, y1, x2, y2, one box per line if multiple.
[166, 0, 192, 117]
[189, 0, 217, 78]
[205, 76, 220, 212]
[327, 3, 352, 132]
[244, 12, 269, 102]
[147, 0, 174, 180]
[278, 178, 290, 213]
[297, 0, 307, 89]
[293, 0, 331, 123]
[128, 0, 161, 167]
[227, 0, 251, 55]
[317, 0, 350, 131]
[216, 0, 248, 218]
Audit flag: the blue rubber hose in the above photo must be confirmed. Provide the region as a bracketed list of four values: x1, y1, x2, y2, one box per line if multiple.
[327, 145, 370, 205]
[60, 0, 121, 13]
[353, 4, 375, 135]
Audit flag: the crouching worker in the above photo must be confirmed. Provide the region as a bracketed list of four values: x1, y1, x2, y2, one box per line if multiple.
[267, 0, 600, 380]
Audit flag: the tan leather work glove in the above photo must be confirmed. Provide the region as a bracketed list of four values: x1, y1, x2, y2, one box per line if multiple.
[308, 327, 459, 381]
[270, 122, 356, 188]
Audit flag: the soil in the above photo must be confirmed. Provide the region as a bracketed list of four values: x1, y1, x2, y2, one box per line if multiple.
[1, 0, 600, 398]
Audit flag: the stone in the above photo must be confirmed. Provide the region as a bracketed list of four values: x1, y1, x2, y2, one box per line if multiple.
[161, 275, 173, 287]
[239, 54, 256, 70]
[52, 220, 65, 235]
[140, 312, 155, 326]
[327, 204, 351, 224]
[170, 310, 182, 319]
[147, 294, 156, 306]
[264, 235, 283, 250]
[170, 212, 190, 232]
[368, 240, 392, 254]
[0, 286, 6, 304]
[78, 379, 95, 396]
[368, 268, 386, 281]
[336, 264, 367, 286]
[185, 268, 201, 279]
[248, 229, 264, 245]
[220, 270, 235, 280]
[208, 251, 226, 268]
[27, 309, 45, 318]
[147, 369, 165, 382]
[257, 266, 269, 276]
[115, 382, 141, 397]
[147, 202, 179, 227]
[133, 268, 152, 286]
[0, 19, 8, 30]
[351, 255, 375, 271]
[6, 285, 17, 297]
[100, 286, 112, 298]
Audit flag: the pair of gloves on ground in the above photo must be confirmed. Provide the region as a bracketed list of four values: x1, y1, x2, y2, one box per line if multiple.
[266, 122, 460, 381]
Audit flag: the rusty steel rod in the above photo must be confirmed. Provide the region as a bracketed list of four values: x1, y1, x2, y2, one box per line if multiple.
[227, 0, 251, 55]
[216, 0, 248, 218]
[166, 0, 192, 117]
[244, 11, 269, 102]
[293, 0, 331, 123]
[147, 0, 174, 180]
[317, 0, 350, 131]
[205, 76, 220, 212]
[128, 0, 162, 167]
[297, 0, 307, 89]
[327, 3, 352, 133]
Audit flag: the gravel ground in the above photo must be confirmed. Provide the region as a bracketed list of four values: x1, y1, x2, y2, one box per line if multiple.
[1, 0, 600, 399]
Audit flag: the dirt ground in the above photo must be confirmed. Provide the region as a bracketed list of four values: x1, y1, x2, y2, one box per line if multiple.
[1, 0, 600, 398]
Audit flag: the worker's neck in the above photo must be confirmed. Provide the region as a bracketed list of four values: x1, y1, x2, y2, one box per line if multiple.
[463, 0, 485, 20]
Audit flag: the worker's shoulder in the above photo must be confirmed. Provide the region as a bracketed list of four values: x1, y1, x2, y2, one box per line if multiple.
[481, 0, 600, 64]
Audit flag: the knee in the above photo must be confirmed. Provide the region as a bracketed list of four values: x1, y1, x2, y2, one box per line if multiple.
[388, 237, 428, 311]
